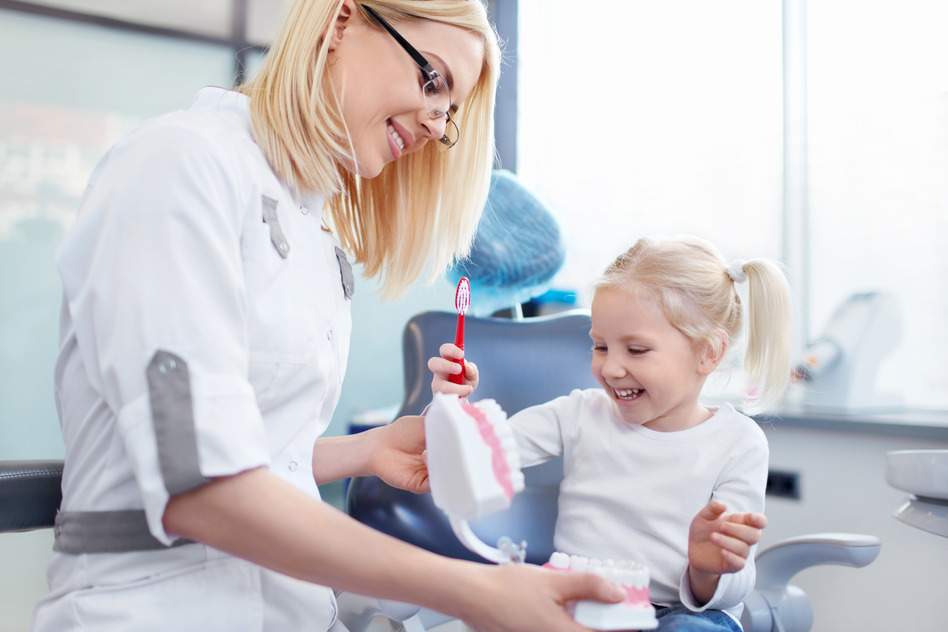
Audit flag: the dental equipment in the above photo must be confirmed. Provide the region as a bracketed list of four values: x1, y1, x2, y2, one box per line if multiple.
[794, 291, 903, 413]
[544, 552, 657, 630]
[424, 393, 524, 562]
[340, 310, 882, 632]
[447, 170, 565, 318]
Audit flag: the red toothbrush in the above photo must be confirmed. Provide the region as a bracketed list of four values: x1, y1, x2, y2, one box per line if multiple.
[450, 277, 471, 385]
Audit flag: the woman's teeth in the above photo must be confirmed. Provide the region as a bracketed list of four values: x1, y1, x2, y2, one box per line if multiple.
[388, 124, 405, 151]
[614, 388, 642, 400]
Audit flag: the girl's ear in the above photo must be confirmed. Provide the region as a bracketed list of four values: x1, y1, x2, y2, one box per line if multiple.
[697, 336, 728, 376]
[328, 0, 358, 52]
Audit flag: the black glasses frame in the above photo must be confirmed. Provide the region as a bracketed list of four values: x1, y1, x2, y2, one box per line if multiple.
[362, 4, 459, 149]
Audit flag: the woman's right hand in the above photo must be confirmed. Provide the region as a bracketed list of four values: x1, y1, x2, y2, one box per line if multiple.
[458, 562, 626, 632]
[428, 343, 478, 398]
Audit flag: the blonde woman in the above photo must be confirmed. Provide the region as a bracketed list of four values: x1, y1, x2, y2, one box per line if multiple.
[35, 1, 627, 630]
[433, 235, 794, 631]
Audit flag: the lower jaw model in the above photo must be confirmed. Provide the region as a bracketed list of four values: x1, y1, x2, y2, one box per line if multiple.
[545, 551, 657, 630]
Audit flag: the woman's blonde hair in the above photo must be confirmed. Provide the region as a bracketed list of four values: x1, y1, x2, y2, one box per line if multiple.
[239, 0, 500, 297]
[597, 235, 793, 414]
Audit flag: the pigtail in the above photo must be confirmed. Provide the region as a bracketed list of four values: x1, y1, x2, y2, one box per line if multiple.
[600, 235, 793, 416]
[740, 258, 793, 414]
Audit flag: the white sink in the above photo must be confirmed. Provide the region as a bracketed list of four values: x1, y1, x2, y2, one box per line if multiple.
[886, 450, 948, 500]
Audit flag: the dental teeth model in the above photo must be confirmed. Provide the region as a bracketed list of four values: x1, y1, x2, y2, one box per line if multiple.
[425, 393, 526, 563]
[545, 552, 657, 630]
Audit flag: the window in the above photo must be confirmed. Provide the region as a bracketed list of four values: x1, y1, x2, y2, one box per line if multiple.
[517, 0, 948, 411]
[807, 0, 948, 409]
[0, 10, 239, 459]
[517, 0, 784, 401]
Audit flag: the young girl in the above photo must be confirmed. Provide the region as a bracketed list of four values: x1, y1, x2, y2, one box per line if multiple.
[431, 235, 793, 631]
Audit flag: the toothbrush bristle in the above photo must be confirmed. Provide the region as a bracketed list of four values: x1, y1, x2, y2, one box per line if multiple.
[455, 277, 471, 314]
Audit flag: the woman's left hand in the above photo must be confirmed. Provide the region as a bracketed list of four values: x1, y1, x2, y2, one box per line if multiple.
[366, 415, 430, 493]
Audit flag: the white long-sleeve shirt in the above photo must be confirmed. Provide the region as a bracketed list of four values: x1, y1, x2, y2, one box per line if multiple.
[508, 388, 768, 624]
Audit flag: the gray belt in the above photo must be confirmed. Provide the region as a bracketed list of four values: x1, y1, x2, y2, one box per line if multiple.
[53, 510, 195, 554]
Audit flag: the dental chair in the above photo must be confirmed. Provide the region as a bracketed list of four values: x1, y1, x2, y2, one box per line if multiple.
[0, 311, 881, 632]
[340, 310, 882, 632]
[0, 460, 63, 533]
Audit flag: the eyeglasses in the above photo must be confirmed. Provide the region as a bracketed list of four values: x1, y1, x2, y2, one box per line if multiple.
[362, 4, 460, 150]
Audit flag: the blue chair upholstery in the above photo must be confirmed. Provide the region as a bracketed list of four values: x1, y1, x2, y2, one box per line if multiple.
[0, 460, 63, 533]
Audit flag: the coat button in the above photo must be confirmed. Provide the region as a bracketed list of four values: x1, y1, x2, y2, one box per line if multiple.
[288, 461, 299, 472]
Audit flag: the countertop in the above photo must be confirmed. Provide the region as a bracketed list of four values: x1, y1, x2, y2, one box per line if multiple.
[754, 404, 948, 440]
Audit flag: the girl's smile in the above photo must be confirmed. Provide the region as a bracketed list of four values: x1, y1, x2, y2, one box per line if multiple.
[590, 286, 715, 432]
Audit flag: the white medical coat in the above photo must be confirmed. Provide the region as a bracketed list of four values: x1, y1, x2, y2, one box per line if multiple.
[34, 87, 352, 631]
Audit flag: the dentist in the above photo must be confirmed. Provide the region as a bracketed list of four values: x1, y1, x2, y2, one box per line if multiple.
[34, 1, 625, 630]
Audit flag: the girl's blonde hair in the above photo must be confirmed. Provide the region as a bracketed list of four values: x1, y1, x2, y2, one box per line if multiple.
[239, 0, 500, 297]
[597, 235, 793, 414]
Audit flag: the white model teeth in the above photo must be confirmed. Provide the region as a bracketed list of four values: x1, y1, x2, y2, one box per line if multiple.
[475, 399, 525, 494]
[615, 388, 642, 400]
[477, 399, 505, 420]
[549, 551, 571, 569]
[387, 124, 405, 150]
[548, 553, 650, 588]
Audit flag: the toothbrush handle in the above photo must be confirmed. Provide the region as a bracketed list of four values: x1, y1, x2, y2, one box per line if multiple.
[450, 314, 466, 385]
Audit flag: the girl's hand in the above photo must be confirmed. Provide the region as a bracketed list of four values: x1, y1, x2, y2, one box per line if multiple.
[429, 343, 478, 398]
[687, 500, 767, 604]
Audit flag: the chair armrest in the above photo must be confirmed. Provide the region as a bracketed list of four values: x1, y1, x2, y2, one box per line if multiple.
[741, 532, 881, 632]
[755, 532, 881, 590]
[0, 460, 64, 533]
[333, 592, 454, 632]
[333, 592, 419, 632]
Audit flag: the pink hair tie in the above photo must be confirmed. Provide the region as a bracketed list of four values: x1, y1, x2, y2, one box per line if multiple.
[727, 259, 747, 283]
